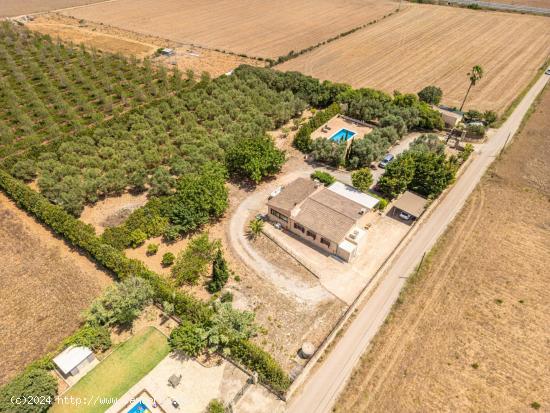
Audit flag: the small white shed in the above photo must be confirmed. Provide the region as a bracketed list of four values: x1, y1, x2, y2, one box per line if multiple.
[53, 346, 95, 377]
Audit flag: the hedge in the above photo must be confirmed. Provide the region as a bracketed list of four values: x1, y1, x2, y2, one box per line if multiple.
[0, 170, 290, 392]
[228, 339, 291, 394]
[293, 102, 341, 152]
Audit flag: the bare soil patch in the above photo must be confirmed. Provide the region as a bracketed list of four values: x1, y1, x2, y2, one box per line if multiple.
[26, 15, 157, 58]
[25, 13, 263, 77]
[0, 0, 108, 18]
[280, 4, 550, 113]
[335, 87, 550, 412]
[0, 192, 112, 386]
[60, 0, 399, 58]
[79, 191, 148, 234]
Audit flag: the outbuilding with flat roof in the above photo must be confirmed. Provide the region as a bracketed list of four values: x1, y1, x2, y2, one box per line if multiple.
[392, 191, 427, 220]
[53, 346, 95, 377]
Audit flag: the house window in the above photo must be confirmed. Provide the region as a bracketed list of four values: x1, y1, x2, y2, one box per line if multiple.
[294, 223, 305, 233]
[320, 237, 331, 248]
[306, 230, 316, 240]
[270, 208, 288, 223]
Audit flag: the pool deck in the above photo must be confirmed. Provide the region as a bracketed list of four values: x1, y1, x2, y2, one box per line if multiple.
[107, 352, 248, 413]
[312, 114, 372, 142]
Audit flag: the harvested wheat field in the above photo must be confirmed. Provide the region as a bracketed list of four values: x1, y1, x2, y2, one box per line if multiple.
[280, 4, 550, 113]
[0, 192, 112, 386]
[335, 87, 550, 412]
[61, 0, 399, 58]
[0, 0, 107, 18]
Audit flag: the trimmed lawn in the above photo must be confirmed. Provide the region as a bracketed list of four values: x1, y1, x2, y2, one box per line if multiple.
[52, 326, 170, 413]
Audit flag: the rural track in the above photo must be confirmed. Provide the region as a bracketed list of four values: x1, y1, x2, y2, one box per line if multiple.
[286, 70, 550, 413]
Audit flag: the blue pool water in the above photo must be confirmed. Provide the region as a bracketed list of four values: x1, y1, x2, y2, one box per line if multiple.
[330, 128, 356, 142]
[127, 401, 151, 413]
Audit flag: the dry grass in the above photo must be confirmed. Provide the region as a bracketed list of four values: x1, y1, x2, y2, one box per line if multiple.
[280, 4, 550, 113]
[335, 86, 550, 412]
[0, 192, 112, 386]
[26, 13, 264, 77]
[60, 0, 399, 58]
[0, 0, 107, 18]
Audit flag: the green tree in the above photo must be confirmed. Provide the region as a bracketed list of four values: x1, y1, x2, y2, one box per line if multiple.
[208, 248, 230, 293]
[0, 368, 57, 413]
[226, 136, 285, 184]
[146, 243, 159, 256]
[166, 162, 228, 234]
[460, 65, 483, 111]
[418, 86, 443, 105]
[351, 168, 374, 192]
[169, 320, 206, 357]
[86, 277, 154, 326]
[377, 152, 416, 198]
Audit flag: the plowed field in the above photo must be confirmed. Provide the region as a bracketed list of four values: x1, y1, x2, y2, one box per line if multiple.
[60, 0, 399, 58]
[280, 4, 550, 112]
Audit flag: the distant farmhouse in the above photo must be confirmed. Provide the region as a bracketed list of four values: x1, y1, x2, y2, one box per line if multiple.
[267, 178, 379, 262]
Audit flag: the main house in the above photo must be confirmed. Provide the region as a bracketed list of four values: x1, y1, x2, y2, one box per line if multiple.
[267, 178, 379, 262]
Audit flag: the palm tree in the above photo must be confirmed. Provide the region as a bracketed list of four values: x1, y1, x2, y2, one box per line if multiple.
[460, 65, 483, 111]
[247, 218, 264, 240]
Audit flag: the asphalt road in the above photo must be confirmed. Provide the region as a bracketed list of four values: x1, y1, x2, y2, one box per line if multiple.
[444, 0, 550, 15]
[287, 71, 550, 413]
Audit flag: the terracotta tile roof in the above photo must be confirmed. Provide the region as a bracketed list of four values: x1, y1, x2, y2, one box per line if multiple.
[309, 189, 364, 220]
[268, 178, 318, 212]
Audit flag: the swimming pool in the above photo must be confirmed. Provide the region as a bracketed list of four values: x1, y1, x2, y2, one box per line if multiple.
[127, 401, 151, 413]
[330, 128, 356, 142]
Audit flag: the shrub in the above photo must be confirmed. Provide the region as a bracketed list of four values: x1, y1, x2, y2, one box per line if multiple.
[207, 249, 230, 293]
[459, 143, 474, 163]
[206, 399, 225, 413]
[146, 243, 159, 256]
[466, 124, 486, 138]
[129, 229, 147, 248]
[63, 324, 111, 352]
[169, 321, 206, 357]
[0, 368, 57, 413]
[464, 109, 483, 123]
[220, 291, 233, 303]
[204, 302, 257, 355]
[417, 86, 443, 105]
[310, 170, 336, 186]
[161, 252, 175, 267]
[483, 110, 498, 127]
[172, 234, 219, 286]
[86, 277, 154, 327]
[351, 168, 373, 192]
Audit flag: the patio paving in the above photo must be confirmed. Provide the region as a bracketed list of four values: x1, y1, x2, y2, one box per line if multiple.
[107, 353, 248, 413]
